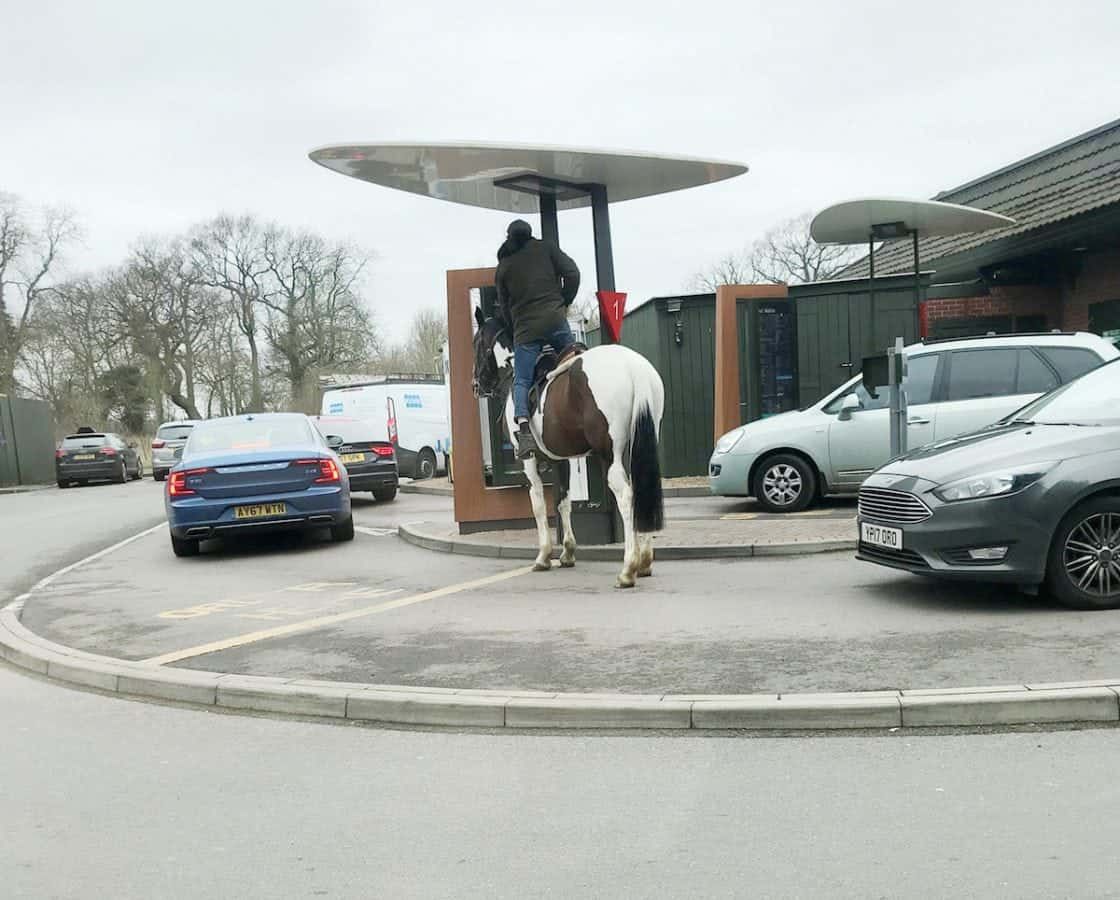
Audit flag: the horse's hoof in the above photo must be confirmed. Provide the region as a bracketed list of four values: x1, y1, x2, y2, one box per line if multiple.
[616, 577, 636, 589]
[532, 561, 552, 572]
[560, 558, 576, 568]
[637, 569, 652, 578]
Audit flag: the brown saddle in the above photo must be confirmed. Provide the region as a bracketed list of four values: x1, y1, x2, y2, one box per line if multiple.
[528, 343, 586, 415]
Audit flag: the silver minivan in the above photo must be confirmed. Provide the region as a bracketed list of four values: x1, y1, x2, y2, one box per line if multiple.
[709, 332, 1120, 512]
[151, 420, 201, 481]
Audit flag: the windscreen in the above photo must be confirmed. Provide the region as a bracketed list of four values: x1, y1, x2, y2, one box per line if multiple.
[186, 418, 313, 454]
[157, 424, 195, 441]
[62, 434, 107, 448]
[1009, 359, 1120, 426]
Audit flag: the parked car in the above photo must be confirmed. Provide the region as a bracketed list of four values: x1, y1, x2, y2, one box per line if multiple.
[164, 412, 352, 557]
[320, 377, 448, 480]
[56, 430, 143, 487]
[856, 357, 1120, 609]
[709, 332, 1119, 512]
[310, 415, 398, 501]
[151, 420, 200, 481]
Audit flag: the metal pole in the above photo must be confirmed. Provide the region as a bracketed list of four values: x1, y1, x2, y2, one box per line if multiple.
[888, 344, 899, 458]
[912, 229, 921, 339]
[539, 193, 559, 246]
[590, 184, 616, 345]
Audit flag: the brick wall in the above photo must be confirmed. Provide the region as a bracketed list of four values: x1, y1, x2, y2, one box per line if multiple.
[923, 247, 1120, 333]
[1061, 248, 1120, 332]
[925, 283, 1061, 327]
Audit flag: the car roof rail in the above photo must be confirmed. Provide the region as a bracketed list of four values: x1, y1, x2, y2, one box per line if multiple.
[920, 330, 1077, 346]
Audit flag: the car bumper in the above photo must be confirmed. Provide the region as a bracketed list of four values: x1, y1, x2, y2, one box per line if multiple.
[855, 472, 1051, 584]
[344, 463, 398, 492]
[57, 462, 120, 480]
[166, 486, 350, 540]
[708, 450, 754, 496]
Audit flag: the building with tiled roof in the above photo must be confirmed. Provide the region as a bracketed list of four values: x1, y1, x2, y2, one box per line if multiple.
[841, 118, 1120, 341]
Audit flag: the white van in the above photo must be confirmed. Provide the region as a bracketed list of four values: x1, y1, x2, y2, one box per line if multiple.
[320, 376, 449, 479]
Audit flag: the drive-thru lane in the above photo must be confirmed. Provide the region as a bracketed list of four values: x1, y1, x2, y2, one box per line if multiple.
[17, 488, 1120, 695]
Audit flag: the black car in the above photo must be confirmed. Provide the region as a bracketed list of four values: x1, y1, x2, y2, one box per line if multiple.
[55, 430, 144, 487]
[857, 358, 1120, 609]
[311, 415, 398, 501]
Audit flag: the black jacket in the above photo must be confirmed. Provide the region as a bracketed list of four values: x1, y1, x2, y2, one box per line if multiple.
[495, 238, 580, 344]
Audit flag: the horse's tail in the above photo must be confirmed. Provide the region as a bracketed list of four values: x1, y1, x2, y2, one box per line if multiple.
[630, 385, 664, 534]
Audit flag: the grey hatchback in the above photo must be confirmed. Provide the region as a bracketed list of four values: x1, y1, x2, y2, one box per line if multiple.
[857, 358, 1120, 609]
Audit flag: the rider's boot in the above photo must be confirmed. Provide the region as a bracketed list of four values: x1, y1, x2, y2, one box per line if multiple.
[516, 420, 538, 460]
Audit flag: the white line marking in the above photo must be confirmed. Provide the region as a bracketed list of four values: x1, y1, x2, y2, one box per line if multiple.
[355, 525, 398, 537]
[3, 523, 164, 612]
[141, 565, 533, 666]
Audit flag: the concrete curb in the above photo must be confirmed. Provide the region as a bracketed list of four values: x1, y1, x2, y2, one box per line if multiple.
[0, 483, 53, 495]
[397, 521, 856, 562]
[4, 601, 1120, 731]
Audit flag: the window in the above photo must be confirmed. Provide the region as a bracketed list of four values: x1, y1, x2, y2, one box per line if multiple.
[946, 349, 1018, 401]
[1038, 347, 1104, 383]
[1015, 350, 1058, 394]
[903, 354, 939, 405]
[62, 434, 107, 448]
[824, 353, 940, 413]
[157, 424, 195, 441]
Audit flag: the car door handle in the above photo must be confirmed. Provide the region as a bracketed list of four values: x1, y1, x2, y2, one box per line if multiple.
[907, 417, 931, 425]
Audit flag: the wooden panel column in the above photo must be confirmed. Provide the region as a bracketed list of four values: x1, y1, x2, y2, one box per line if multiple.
[713, 283, 789, 440]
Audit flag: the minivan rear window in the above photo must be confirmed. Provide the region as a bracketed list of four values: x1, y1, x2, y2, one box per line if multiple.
[156, 424, 195, 441]
[62, 434, 107, 448]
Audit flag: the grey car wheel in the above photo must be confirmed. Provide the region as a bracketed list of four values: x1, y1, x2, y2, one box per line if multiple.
[415, 448, 437, 480]
[753, 454, 816, 513]
[1048, 499, 1120, 609]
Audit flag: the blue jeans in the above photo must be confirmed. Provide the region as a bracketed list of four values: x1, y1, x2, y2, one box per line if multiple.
[513, 323, 576, 420]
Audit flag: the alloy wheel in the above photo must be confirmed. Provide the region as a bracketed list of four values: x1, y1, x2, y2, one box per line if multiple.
[762, 463, 803, 507]
[1063, 512, 1120, 598]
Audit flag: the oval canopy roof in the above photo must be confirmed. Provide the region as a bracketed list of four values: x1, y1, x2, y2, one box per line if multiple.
[308, 141, 748, 214]
[811, 198, 1016, 245]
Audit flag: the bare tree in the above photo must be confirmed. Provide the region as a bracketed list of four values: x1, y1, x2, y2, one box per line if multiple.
[689, 212, 862, 293]
[190, 215, 270, 411]
[0, 193, 80, 393]
[109, 240, 210, 420]
[260, 225, 379, 410]
[748, 212, 861, 285]
[688, 252, 753, 293]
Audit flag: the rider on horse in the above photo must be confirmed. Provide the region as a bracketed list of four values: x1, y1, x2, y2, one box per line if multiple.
[495, 219, 581, 459]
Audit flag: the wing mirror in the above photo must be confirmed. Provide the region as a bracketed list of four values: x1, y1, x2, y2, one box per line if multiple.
[837, 393, 861, 421]
[127, 441, 138, 449]
[326, 435, 345, 451]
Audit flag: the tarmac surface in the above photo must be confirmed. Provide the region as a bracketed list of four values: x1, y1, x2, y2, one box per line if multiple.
[14, 481, 1120, 696]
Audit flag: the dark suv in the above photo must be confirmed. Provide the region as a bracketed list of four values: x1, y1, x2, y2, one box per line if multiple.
[55, 430, 144, 487]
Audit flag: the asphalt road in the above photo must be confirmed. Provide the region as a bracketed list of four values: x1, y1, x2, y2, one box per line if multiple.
[4, 664, 1120, 899]
[6, 477, 1120, 898]
[16, 485, 1120, 694]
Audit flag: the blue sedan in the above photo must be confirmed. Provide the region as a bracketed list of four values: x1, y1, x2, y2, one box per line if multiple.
[165, 413, 353, 557]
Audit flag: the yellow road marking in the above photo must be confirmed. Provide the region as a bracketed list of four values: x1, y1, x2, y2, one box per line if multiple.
[142, 566, 533, 665]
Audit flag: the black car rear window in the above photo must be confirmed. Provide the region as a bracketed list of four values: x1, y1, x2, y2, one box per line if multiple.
[156, 424, 195, 441]
[62, 434, 107, 448]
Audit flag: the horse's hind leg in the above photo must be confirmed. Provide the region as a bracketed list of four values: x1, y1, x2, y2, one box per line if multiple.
[606, 459, 638, 588]
[523, 456, 553, 572]
[637, 533, 653, 577]
[557, 460, 576, 568]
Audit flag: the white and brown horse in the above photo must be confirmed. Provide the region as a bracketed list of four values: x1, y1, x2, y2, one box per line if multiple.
[472, 310, 665, 587]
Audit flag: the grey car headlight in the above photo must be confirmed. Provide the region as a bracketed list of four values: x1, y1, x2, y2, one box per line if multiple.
[933, 461, 1058, 503]
[713, 428, 745, 455]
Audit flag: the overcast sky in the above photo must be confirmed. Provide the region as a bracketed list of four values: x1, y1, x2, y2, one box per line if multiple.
[4, 0, 1119, 343]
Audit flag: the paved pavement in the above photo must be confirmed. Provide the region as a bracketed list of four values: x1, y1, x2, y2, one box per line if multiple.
[15, 487, 1120, 696]
[4, 661, 1120, 898]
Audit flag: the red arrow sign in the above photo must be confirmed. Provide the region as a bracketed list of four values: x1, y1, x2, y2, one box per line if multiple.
[596, 291, 627, 343]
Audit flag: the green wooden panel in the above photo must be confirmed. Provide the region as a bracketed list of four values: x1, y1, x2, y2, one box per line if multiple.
[791, 277, 924, 407]
[0, 395, 56, 486]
